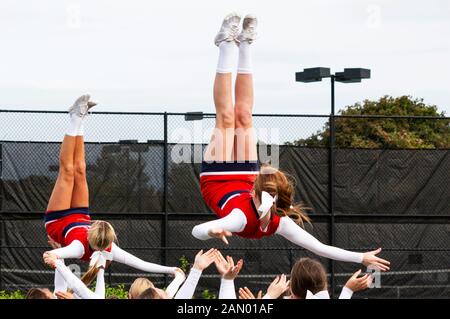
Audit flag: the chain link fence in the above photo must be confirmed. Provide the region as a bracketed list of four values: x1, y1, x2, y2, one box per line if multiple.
[0, 110, 449, 298]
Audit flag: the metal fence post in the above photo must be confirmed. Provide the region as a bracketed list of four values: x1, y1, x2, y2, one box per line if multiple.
[162, 113, 169, 286]
[0, 142, 2, 290]
[329, 76, 336, 297]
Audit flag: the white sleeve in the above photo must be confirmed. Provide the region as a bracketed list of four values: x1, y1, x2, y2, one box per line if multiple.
[339, 286, 354, 299]
[174, 268, 202, 299]
[94, 268, 106, 299]
[166, 272, 186, 298]
[50, 240, 84, 260]
[53, 259, 68, 294]
[191, 209, 247, 240]
[276, 217, 363, 264]
[219, 279, 236, 299]
[54, 259, 101, 299]
[111, 243, 176, 274]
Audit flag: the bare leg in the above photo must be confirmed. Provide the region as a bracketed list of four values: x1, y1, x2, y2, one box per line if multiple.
[204, 73, 235, 162]
[47, 136, 76, 211]
[70, 136, 89, 208]
[234, 73, 257, 161]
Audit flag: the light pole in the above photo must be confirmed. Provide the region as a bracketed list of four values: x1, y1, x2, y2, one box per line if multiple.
[296, 67, 371, 297]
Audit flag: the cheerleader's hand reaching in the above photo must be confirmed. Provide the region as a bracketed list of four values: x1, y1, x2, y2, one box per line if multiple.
[43, 252, 58, 269]
[208, 228, 233, 245]
[362, 248, 390, 272]
[193, 248, 217, 271]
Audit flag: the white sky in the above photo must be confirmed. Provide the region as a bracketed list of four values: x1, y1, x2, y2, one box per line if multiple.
[0, 0, 449, 114]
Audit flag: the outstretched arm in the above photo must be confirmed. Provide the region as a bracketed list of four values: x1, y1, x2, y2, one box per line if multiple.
[110, 243, 176, 275]
[174, 268, 202, 299]
[94, 268, 106, 298]
[54, 259, 102, 299]
[339, 269, 372, 299]
[276, 217, 390, 270]
[174, 249, 216, 299]
[53, 260, 68, 295]
[214, 251, 244, 299]
[191, 209, 247, 244]
[166, 270, 186, 298]
[276, 217, 363, 263]
[48, 240, 84, 260]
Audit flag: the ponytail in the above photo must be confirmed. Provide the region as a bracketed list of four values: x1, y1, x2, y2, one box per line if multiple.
[80, 264, 101, 286]
[280, 203, 311, 227]
[67, 263, 100, 294]
[254, 165, 311, 226]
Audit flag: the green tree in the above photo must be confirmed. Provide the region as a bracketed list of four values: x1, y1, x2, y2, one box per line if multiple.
[288, 96, 450, 148]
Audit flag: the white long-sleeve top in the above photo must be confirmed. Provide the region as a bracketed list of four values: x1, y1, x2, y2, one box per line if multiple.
[338, 286, 354, 299]
[50, 242, 176, 294]
[219, 278, 236, 299]
[54, 259, 105, 299]
[192, 210, 363, 264]
[174, 268, 202, 299]
[50, 242, 176, 273]
[166, 272, 186, 298]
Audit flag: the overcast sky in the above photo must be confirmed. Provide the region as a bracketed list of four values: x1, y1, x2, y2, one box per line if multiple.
[1, 0, 449, 115]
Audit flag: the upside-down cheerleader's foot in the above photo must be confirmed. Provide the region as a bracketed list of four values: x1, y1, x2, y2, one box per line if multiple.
[66, 94, 96, 136]
[87, 101, 97, 110]
[68, 94, 93, 117]
[214, 12, 242, 46]
[237, 14, 258, 44]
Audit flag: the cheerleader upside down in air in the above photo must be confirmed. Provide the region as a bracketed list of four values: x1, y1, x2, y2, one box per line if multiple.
[192, 13, 390, 271]
[43, 95, 183, 294]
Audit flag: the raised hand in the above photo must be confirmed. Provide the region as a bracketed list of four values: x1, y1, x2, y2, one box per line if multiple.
[208, 228, 233, 245]
[345, 269, 372, 292]
[193, 248, 217, 271]
[239, 287, 262, 299]
[43, 252, 58, 269]
[265, 274, 290, 299]
[362, 248, 390, 272]
[173, 267, 186, 278]
[214, 250, 243, 280]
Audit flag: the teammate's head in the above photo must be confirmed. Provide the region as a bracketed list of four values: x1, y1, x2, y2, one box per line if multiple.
[137, 287, 168, 299]
[129, 278, 155, 299]
[26, 288, 53, 299]
[88, 220, 116, 251]
[290, 258, 327, 299]
[253, 164, 310, 225]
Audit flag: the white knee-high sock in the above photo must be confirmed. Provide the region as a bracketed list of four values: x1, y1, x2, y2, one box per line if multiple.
[66, 114, 85, 136]
[237, 41, 252, 74]
[217, 41, 238, 74]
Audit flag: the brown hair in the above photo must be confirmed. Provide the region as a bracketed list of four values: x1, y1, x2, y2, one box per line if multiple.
[253, 164, 310, 226]
[137, 287, 162, 299]
[26, 288, 52, 299]
[128, 278, 154, 299]
[290, 258, 328, 299]
[77, 220, 117, 287]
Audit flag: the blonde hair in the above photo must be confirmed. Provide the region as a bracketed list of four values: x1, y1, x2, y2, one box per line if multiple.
[77, 220, 117, 287]
[129, 278, 155, 299]
[88, 220, 116, 251]
[253, 164, 310, 226]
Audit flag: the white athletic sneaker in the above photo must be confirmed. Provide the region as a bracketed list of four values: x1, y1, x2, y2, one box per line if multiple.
[214, 12, 241, 46]
[237, 14, 258, 44]
[68, 94, 95, 117]
[87, 100, 97, 111]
